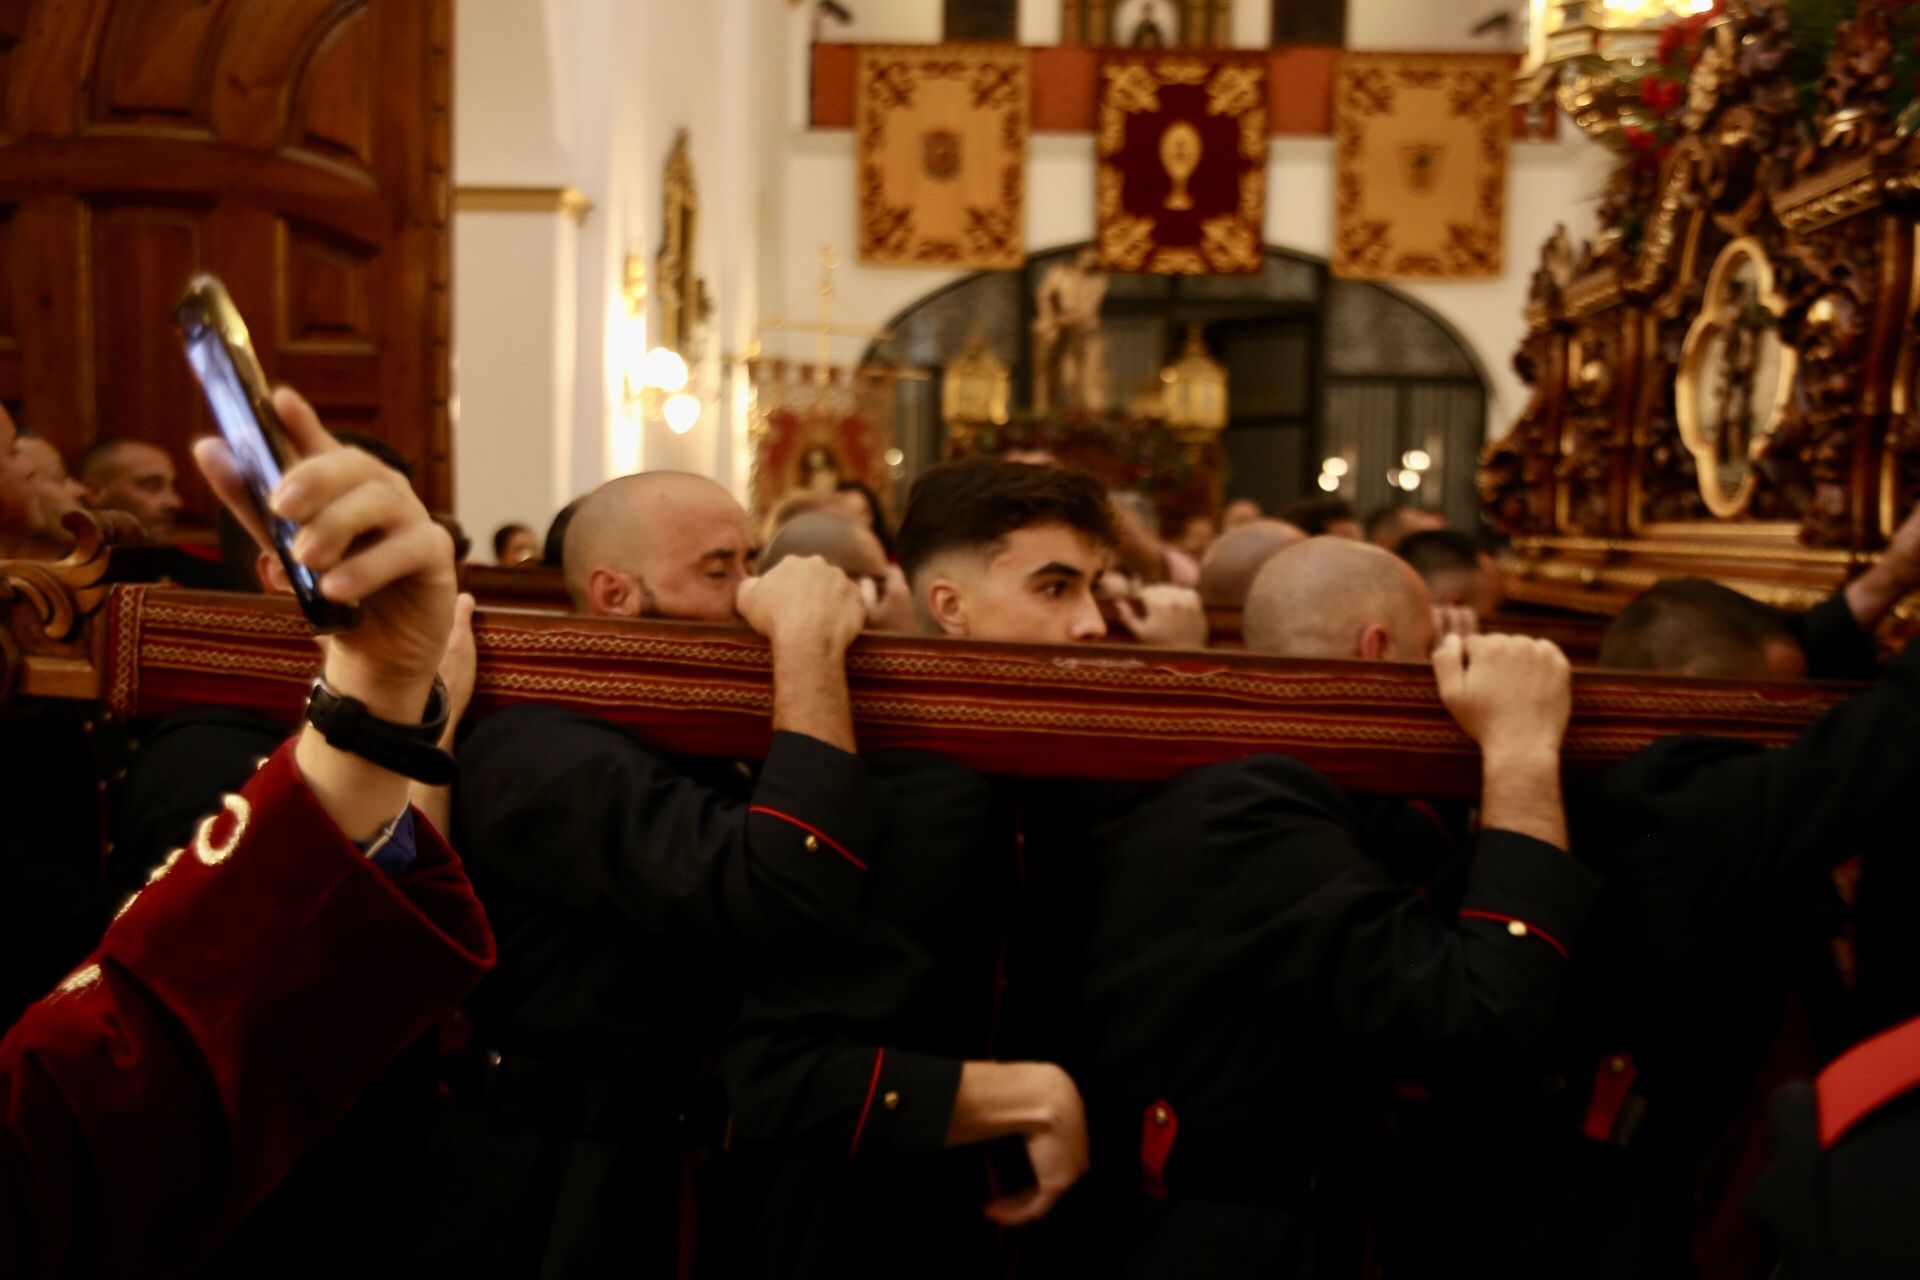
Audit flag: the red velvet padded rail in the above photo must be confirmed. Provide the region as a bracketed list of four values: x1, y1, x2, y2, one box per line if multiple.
[104, 587, 1854, 798]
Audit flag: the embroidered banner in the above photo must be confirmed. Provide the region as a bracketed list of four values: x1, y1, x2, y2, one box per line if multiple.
[103, 586, 1854, 799]
[1096, 52, 1268, 276]
[856, 44, 1029, 269]
[1333, 52, 1511, 281]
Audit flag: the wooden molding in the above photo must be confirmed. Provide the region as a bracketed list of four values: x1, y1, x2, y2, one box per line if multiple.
[453, 185, 594, 225]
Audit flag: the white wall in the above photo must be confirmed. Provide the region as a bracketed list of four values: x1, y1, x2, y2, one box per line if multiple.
[451, 0, 1610, 536]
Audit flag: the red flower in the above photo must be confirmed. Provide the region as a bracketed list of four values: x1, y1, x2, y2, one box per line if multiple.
[1623, 125, 1659, 153]
[1638, 76, 1684, 113]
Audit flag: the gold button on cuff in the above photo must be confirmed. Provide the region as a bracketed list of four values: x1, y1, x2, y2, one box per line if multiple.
[1507, 920, 1529, 939]
[803, 835, 819, 853]
[1609, 1055, 1629, 1074]
[1153, 1106, 1170, 1126]
[883, 1090, 901, 1110]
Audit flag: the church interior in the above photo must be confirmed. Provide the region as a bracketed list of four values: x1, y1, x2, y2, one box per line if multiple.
[4, 0, 1920, 1276]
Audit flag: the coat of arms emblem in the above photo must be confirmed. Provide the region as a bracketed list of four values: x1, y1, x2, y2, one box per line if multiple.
[923, 129, 962, 181]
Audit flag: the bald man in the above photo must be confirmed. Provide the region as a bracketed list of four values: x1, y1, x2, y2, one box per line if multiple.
[1033, 536, 1598, 1278]
[81, 439, 183, 540]
[762, 511, 914, 633]
[426, 479, 890, 1274]
[561, 471, 754, 619]
[1197, 519, 1305, 609]
[1243, 536, 1435, 660]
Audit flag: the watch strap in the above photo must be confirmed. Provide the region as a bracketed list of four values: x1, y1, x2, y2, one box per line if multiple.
[305, 676, 456, 787]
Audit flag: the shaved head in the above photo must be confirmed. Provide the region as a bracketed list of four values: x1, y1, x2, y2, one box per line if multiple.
[762, 511, 888, 582]
[564, 471, 752, 621]
[1199, 519, 1306, 608]
[1243, 536, 1434, 662]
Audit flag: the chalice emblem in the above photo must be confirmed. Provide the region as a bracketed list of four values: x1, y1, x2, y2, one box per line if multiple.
[1160, 122, 1202, 211]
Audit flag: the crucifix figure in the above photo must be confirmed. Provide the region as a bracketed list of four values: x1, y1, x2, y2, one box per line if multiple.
[1031, 248, 1112, 416]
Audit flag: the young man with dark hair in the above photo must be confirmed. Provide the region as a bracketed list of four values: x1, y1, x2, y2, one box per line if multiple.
[1599, 576, 1806, 679]
[894, 458, 1117, 645]
[721, 458, 1123, 1276]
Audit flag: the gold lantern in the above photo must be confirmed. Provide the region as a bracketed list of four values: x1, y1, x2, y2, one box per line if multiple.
[942, 328, 1012, 430]
[1160, 326, 1228, 436]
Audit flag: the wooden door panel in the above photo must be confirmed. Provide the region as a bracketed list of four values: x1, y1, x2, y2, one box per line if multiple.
[0, 0, 452, 521]
[88, 0, 222, 131]
[294, 4, 376, 170]
[89, 201, 212, 505]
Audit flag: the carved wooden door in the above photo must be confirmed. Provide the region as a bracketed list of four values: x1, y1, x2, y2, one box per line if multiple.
[0, 0, 453, 522]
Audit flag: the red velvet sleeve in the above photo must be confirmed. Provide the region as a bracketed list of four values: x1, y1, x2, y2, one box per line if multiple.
[0, 741, 494, 1278]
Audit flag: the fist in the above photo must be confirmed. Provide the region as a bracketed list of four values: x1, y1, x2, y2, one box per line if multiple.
[1432, 633, 1571, 759]
[1116, 584, 1209, 650]
[737, 555, 867, 655]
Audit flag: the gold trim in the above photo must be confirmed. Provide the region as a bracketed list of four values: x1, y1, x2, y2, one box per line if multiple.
[193, 794, 252, 867]
[454, 186, 594, 226]
[1511, 533, 1855, 566]
[50, 964, 102, 1003]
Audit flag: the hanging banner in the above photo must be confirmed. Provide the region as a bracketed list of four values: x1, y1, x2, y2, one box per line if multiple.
[856, 44, 1030, 269]
[1332, 52, 1511, 281]
[1095, 52, 1268, 276]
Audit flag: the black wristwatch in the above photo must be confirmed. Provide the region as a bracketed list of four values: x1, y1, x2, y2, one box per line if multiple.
[305, 675, 457, 786]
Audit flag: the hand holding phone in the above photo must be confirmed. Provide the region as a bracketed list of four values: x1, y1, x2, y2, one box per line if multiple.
[176, 274, 359, 632]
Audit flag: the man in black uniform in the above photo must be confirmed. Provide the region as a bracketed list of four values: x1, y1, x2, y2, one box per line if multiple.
[720, 460, 1121, 1278]
[418, 471, 890, 1278]
[1023, 537, 1599, 1279]
[1377, 506, 1920, 1278]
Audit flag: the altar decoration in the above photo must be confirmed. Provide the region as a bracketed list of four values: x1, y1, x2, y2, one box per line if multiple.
[1095, 51, 1268, 275]
[856, 44, 1030, 269]
[1332, 52, 1513, 280]
[747, 359, 899, 523]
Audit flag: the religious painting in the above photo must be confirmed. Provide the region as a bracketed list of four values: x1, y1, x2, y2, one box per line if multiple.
[747, 360, 899, 524]
[1272, 0, 1345, 46]
[1675, 238, 1798, 519]
[1095, 52, 1268, 276]
[1332, 52, 1510, 281]
[856, 44, 1030, 270]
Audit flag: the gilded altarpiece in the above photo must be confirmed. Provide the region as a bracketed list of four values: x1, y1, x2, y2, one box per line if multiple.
[1483, 0, 1920, 623]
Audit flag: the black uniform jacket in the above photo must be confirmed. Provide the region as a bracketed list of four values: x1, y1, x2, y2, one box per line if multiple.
[721, 751, 1022, 1279]
[416, 705, 879, 1280]
[1029, 753, 1601, 1280]
[1384, 625, 1920, 1280]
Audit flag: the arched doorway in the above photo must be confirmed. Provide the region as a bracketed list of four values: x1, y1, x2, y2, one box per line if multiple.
[867, 244, 1491, 527]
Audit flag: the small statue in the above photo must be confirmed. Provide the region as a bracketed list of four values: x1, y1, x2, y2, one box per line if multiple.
[1031, 248, 1112, 416]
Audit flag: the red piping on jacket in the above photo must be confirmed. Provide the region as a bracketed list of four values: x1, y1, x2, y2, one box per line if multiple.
[750, 805, 868, 871]
[1458, 909, 1570, 962]
[850, 1048, 886, 1156]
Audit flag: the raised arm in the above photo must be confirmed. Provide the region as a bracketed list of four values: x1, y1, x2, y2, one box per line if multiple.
[0, 386, 494, 1276]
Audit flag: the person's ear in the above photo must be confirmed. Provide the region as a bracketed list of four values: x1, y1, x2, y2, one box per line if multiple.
[587, 567, 645, 618]
[255, 550, 293, 596]
[925, 577, 970, 638]
[1357, 622, 1390, 661]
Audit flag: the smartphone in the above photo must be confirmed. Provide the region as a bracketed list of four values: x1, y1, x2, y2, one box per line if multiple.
[175, 274, 359, 633]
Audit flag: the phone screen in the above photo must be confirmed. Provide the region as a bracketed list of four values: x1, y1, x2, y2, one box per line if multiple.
[181, 328, 321, 598]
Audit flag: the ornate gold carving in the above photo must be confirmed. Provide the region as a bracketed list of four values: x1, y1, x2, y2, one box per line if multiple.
[655, 131, 707, 358]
